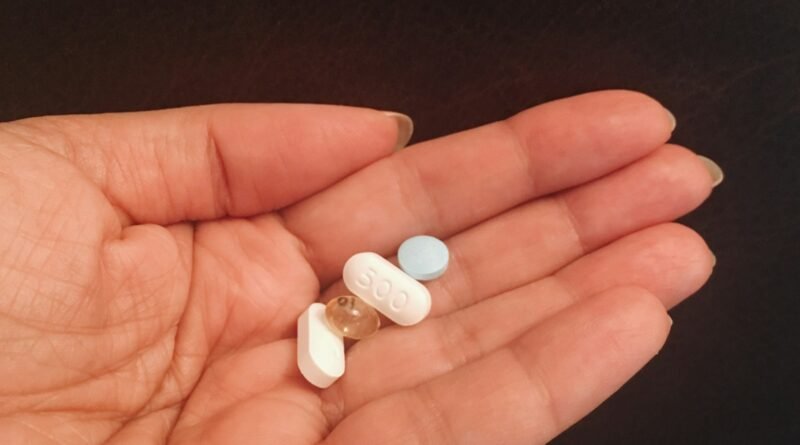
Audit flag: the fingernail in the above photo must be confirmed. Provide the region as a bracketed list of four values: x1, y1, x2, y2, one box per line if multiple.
[383, 111, 414, 151]
[665, 108, 677, 131]
[710, 251, 717, 268]
[697, 155, 724, 187]
[667, 315, 674, 326]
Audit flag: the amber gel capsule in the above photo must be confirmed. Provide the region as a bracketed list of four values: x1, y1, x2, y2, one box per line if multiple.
[324, 295, 381, 340]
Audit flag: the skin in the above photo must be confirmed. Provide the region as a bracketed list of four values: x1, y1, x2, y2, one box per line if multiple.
[0, 90, 716, 444]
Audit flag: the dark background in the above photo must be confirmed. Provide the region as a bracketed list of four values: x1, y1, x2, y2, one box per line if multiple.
[1, 1, 798, 443]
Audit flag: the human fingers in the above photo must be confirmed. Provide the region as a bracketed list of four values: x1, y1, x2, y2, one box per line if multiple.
[325, 223, 712, 417]
[283, 90, 675, 283]
[321, 144, 715, 315]
[324, 286, 672, 445]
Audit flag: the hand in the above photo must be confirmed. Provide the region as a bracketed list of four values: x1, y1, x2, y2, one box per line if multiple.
[0, 91, 716, 444]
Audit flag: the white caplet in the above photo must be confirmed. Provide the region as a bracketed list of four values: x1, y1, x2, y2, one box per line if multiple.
[297, 303, 345, 388]
[343, 252, 432, 326]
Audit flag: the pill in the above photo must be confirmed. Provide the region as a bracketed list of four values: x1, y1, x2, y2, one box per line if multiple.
[297, 303, 345, 388]
[343, 252, 432, 326]
[397, 235, 449, 281]
[325, 295, 381, 339]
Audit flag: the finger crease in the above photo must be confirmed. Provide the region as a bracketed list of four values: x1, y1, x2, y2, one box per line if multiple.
[551, 274, 581, 308]
[554, 195, 587, 255]
[499, 119, 538, 195]
[437, 242, 475, 312]
[396, 155, 442, 233]
[439, 311, 483, 372]
[507, 343, 561, 437]
[411, 386, 458, 445]
[206, 122, 232, 216]
[273, 211, 321, 290]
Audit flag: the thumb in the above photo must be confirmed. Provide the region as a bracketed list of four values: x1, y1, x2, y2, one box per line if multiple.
[2, 104, 412, 225]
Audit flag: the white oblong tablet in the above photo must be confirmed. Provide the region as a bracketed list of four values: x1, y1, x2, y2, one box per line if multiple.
[297, 303, 345, 388]
[343, 252, 432, 326]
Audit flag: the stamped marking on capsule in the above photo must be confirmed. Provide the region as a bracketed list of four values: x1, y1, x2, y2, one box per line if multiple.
[356, 268, 376, 289]
[391, 291, 409, 311]
[374, 279, 391, 299]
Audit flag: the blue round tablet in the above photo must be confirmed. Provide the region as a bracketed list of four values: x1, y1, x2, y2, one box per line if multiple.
[397, 235, 449, 281]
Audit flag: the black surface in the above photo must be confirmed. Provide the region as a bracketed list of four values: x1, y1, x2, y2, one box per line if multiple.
[1, 1, 798, 443]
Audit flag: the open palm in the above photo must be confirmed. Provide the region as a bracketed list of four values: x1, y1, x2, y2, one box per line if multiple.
[0, 91, 716, 444]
